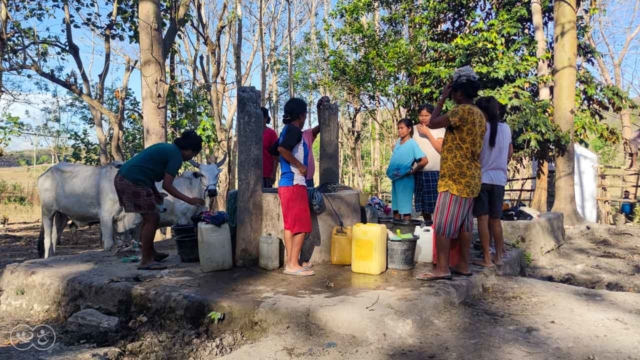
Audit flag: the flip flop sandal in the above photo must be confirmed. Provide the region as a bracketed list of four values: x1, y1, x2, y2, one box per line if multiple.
[450, 267, 473, 277]
[416, 272, 453, 281]
[283, 268, 315, 277]
[137, 262, 167, 271]
[154, 253, 169, 262]
[302, 263, 314, 269]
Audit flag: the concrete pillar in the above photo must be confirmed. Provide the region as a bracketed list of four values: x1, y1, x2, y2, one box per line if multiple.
[319, 101, 340, 185]
[235, 86, 264, 265]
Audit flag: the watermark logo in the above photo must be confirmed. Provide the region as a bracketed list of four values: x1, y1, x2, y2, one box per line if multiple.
[10, 324, 56, 351]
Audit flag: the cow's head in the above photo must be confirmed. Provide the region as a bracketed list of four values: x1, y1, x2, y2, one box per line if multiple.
[189, 153, 226, 199]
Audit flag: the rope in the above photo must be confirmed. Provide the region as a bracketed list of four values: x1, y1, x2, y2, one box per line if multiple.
[316, 182, 354, 229]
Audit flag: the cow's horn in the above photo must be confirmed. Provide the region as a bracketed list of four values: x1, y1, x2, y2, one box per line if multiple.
[189, 159, 201, 168]
[216, 152, 227, 168]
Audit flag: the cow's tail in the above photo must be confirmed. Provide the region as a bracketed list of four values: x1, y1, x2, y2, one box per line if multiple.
[37, 222, 45, 258]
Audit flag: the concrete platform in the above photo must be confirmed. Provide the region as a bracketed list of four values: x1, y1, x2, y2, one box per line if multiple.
[502, 212, 565, 260]
[0, 238, 525, 344]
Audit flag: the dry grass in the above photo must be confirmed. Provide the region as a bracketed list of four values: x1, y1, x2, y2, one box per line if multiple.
[0, 165, 48, 184]
[0, 166, 47, 223]
[0, 203, 41, 223]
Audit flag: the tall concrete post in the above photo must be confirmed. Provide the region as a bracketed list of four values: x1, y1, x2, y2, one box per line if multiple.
[319, 101, 340, 185]
[235, 87, 263, 265]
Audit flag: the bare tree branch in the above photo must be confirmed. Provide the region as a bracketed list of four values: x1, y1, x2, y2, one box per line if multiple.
[163, 0, 192, 61]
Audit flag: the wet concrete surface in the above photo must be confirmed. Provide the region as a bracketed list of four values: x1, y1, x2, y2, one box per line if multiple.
[0, 238, 525, 344]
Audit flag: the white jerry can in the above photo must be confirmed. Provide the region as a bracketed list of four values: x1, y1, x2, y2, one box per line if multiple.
[198, 223, 233, 272]
[414, 225, 434, 263]
[259, 234, 283, 270]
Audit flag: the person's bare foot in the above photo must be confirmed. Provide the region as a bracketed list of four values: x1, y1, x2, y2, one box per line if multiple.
[416, 271, 452, 281]
[472, 259, 494, 268]
[152, 249, 169, 262]
[450, 265, 472, 276]
[301, 262, 313, 269]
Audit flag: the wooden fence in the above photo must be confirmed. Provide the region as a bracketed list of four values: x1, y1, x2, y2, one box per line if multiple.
[596, 166, 639, 225]
[504, 170, 555, 210]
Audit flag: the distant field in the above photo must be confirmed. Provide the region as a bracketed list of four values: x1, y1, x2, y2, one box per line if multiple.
[0, 165, 49, 184]
[0, 165, 48, 223]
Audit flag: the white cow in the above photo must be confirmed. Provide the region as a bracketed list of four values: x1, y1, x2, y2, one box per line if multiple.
[157, 154, 226, 227]
[37, 154, 226, 258]
[37, 162, 141, 258]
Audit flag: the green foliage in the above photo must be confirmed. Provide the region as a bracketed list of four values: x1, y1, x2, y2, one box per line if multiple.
[167, 84, 217, 150]
[70, 128, 101, 165]
[327, 0, 628, 170]
[37, 155, 51, 165]
[589, 137, 620, 166]
[0, 113, 24, 157]
[0, 180, 31, 206]
[66, 86, 143, 163]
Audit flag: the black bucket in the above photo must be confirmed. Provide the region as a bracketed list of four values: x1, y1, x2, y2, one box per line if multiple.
[387, 236, 418, 270]
[172, 224, 196, 237]
[391, 219, 422, 235]
[378, 217, 394, 230]
[175, 234, 200, 263]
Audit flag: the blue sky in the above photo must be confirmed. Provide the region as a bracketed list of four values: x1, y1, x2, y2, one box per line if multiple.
[4, 0, 638, 152]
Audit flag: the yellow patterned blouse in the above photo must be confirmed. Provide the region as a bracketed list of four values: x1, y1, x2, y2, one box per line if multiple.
[437, 104, 487, 198]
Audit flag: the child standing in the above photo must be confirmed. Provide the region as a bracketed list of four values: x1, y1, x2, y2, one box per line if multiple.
[387, 118, 428, 221]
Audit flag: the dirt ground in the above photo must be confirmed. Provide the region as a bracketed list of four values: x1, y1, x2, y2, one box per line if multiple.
[0, 222, 101, 271]
[2, 276, 639, 360]
[526, 223, 640, 293]
[220, 277, 640, 360]
[1, 222, 639, 359]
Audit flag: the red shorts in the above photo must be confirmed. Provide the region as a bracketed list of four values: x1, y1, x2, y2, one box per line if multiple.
[278, 185, 312, 234]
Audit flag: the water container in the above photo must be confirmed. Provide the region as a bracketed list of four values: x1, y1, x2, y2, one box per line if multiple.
[387, 236, 417, 270]
[391, 219, 422, 235]
[331, 226, 352, 265]
[198, 223, 233, 272]
[351, 223, 387, 275]
[172, 224, 196, 237]
[259, 234, 284, 270]
[414, 226, 434, 263]
[378, 217, 394, 230]
[175, 234, 199, 263]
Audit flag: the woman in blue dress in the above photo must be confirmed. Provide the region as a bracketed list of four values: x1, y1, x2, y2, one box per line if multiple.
[387, 118, 428, 221]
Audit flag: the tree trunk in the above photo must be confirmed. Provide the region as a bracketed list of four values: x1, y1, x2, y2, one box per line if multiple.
[532, 162, 548, 211]
[139, 0, 168, 147]
[259, 0, 266, 105]
[551, 0, 583, 225]
[111, 59, 136, 162]
[235, 0, 242, 90]
[287, 0, 294, 98]
[0, 0, 8, 101]
[374, 108, 381, 196]
[90, 108, 110, 165]
[531, 0, 551, 212]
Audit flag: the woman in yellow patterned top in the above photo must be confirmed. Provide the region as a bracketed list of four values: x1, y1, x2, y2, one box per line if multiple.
[416, 66, 486, 281]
